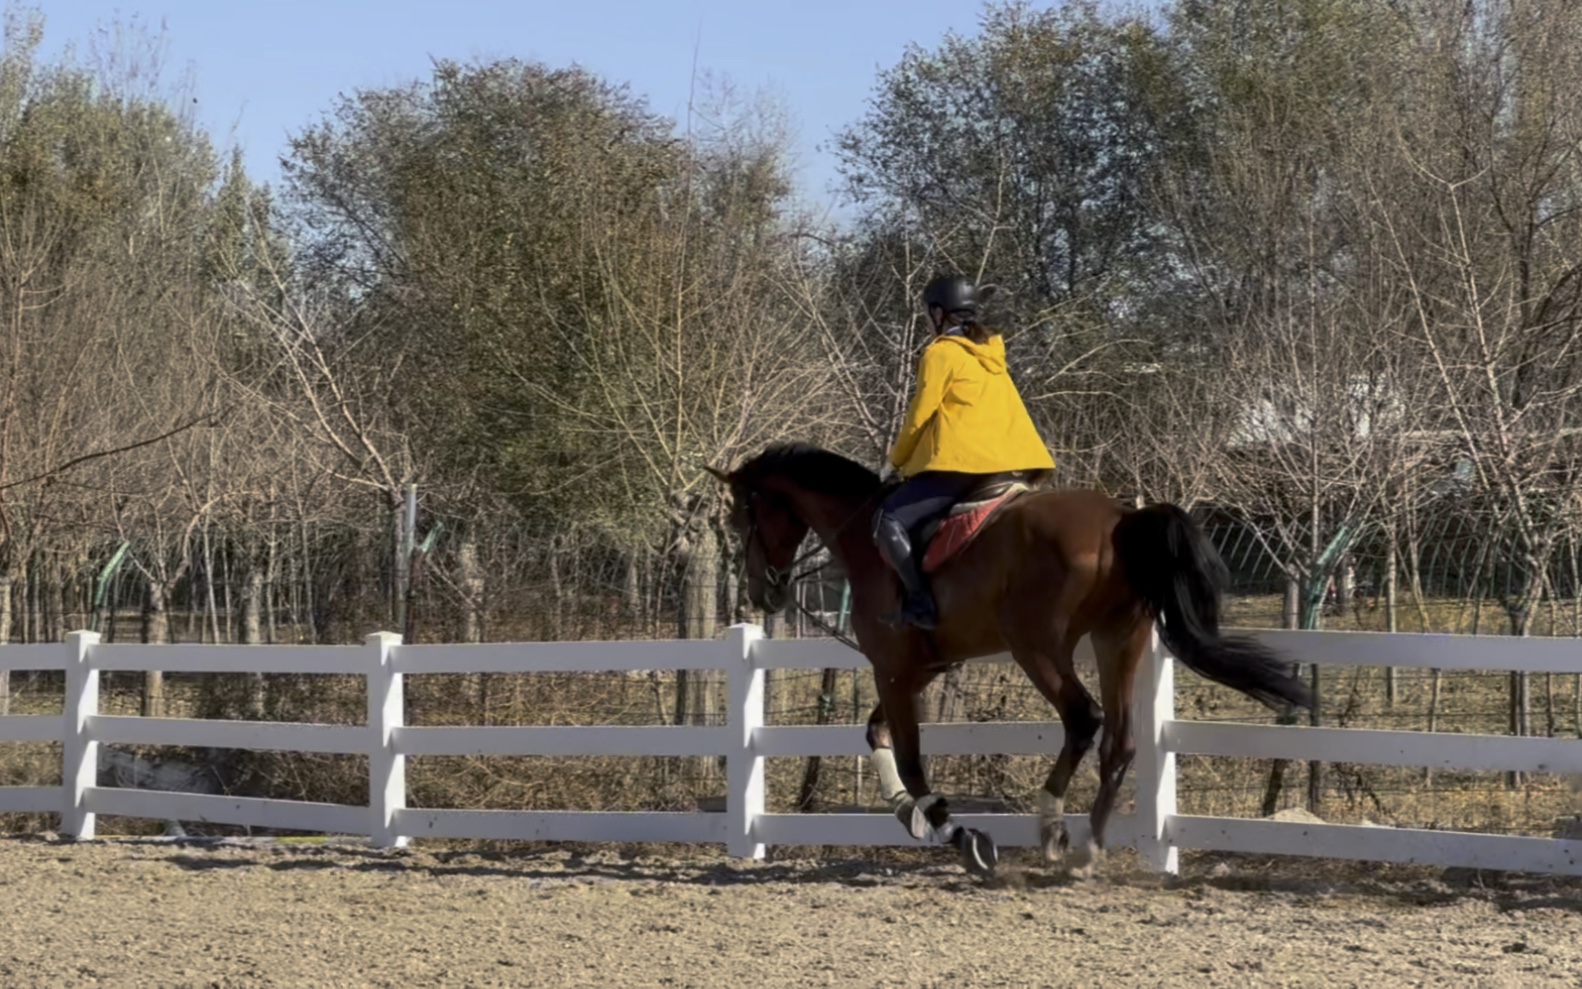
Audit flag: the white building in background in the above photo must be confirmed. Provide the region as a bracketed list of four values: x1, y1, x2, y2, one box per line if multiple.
[1226, 373, 1412, 450]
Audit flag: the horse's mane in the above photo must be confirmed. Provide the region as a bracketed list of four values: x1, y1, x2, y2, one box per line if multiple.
[734, 442, 885, 501]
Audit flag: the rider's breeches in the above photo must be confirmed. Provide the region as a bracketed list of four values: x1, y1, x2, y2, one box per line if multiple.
[874, 470, 985, 536]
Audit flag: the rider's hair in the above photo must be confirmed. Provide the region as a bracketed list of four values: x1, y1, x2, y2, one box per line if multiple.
[953, 313, 992, 345]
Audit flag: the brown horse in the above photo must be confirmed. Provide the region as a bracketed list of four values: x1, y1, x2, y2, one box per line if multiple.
[708, 442, 1312, 876]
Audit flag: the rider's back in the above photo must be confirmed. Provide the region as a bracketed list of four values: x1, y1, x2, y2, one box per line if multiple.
[889, 333, 1055, 478]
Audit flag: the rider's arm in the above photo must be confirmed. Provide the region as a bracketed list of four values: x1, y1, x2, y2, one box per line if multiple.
[888, 343, 953, 470]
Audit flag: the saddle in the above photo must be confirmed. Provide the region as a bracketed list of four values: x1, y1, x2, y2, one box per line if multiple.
[917, 477, 1034, 574]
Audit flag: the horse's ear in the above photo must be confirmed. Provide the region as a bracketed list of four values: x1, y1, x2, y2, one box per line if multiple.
[703, 465, 732, 485]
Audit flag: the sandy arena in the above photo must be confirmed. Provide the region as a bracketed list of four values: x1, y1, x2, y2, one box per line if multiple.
[0, 835, 1579, 987]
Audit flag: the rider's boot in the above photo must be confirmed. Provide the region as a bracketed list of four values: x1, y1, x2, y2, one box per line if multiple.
[873, 515, 938, 630]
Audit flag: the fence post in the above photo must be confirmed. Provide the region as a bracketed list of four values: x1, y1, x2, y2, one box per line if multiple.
[367, 631, 407, 849]
[726, 622, 766, 859]
[1133, 628, 1179, 873]
[61, 630, 101, 840]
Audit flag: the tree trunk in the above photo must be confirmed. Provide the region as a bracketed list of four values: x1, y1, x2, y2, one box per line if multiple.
[221, 537, 234, 643]
[1404, 510, 1432, 631]
[391, 495, 406, 629]
[203, 526, 221, 644]
[265, 534, 277, 645]
[24, 554, 36, 643]
[0, 573, 11, 715]
[691, 524, 719, 779]
[240, 556, 264, 645]
[1385, 530, 1399, 704]
[458, 529, 484, 644]
[107, 567, 120, 643]
[45, 558, 60, 643]
[454, 527, 487, 718]
[795, 665, 841, 811]
[671, 534, 691, 735]
[641, 549, 656, 635]
[623, 552, 642, 630]
[549, 535, 565, 640]
[689, 523, 719, 641]
[299, 519, 319, 644]
[671, 519, 721, 788]
[1506, 548, 1544, 788]
[238, 550, 267, 719]
[141, 580, 168, 717]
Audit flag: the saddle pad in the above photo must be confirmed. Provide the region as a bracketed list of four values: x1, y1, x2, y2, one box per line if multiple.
[921, 485, 1028, 574]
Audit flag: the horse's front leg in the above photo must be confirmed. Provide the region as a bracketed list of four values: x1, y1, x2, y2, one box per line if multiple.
[864, 703, 913, 817]
[868, 680, 997, 875]
[866, 687, 941, 840]
[866, 702, 940, 837]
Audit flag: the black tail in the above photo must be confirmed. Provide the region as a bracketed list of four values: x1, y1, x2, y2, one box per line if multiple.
[1113, 503, 1313, 712]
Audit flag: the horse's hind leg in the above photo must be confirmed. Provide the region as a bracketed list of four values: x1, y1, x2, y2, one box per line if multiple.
[1009, 638, 1102, 865]
[1041, 680, 1103, 865]
[1084, 616, 1151, 871]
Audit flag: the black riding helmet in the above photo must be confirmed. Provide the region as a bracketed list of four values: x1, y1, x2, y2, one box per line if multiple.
[922, 275, 995, 317]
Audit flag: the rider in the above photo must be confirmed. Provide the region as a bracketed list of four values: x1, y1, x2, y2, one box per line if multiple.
[874, 275, 1055, 630]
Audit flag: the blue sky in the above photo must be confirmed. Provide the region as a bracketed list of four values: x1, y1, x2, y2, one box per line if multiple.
[35, 0, 1028, 222]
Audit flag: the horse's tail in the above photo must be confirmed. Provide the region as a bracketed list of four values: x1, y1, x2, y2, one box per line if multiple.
[1112, 503, 1313, 712]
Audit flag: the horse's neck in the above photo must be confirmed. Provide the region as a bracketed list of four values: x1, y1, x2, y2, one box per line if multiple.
[796, 489, 883, 575]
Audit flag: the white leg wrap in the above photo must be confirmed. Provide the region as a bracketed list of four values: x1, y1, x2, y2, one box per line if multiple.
[914, 793, 958, 844]
[1037, 789, 1064, 824]
[870, 746, 908, 810]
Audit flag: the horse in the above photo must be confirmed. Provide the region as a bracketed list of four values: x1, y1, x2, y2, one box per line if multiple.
[707, 442, 1313, 877]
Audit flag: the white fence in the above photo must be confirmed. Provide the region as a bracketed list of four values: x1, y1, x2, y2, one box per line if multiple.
[2, 625, 1582, 876]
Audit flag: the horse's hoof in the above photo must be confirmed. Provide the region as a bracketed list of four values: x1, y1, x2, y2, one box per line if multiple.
[1068, 839, 1103, 880]
[954, 827, 998, 877]
[1039, 821, 1069, 864]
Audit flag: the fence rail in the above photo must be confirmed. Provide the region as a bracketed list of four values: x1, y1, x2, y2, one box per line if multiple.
[2, 625, 1582, 876]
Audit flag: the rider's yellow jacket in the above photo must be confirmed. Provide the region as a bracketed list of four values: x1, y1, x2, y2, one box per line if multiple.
[888, 331, 1055, 478]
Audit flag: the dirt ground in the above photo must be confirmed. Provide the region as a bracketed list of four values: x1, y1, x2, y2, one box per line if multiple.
[0, 836, 1579, 988]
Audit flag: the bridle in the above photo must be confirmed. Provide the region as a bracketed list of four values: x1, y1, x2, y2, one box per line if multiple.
[739, 483, 887, 650]
[744, 489, 823, 591]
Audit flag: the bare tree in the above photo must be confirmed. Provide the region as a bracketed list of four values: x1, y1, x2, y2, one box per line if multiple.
[1367, 2, 1582, 760]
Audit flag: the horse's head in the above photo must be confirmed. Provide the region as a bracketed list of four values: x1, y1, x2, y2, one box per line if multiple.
[706, 464, 809, 615]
